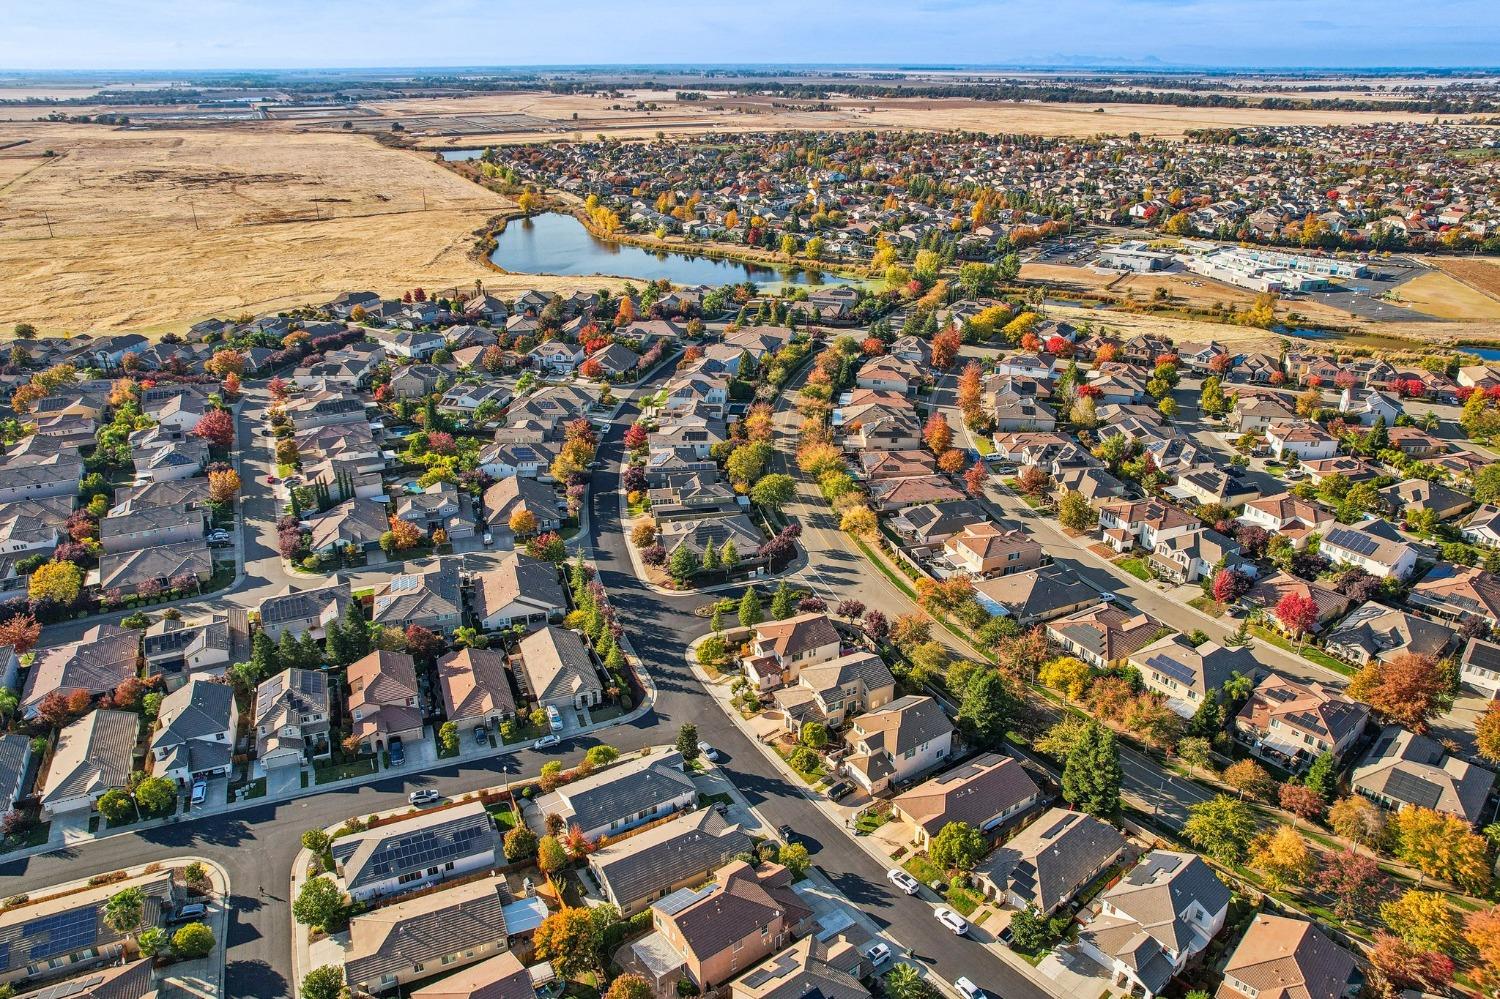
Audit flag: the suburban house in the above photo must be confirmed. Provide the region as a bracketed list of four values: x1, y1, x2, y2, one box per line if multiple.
[772, 650, 895, 727]
[305, 498, 390, 555]
[0, 734, 33, 811]
[1076, 852, 1230, 999]
[347, 650, 426, 754]
[530, 749, 697, 842]
[1097, 500, 1198, 554]
[1351, 724, 1496, 826]
[1237, 493, 1335, 548]
[842, 695, 953, 795]
[1150, 528, 1250, 585]
[21, 625, 141, 717]
[855, 355, 924, 395]
[891, 752, 1041, 848]
[1235, 672, 1370, 771]
[254, 668, 332, 771]
[625, 860, 813, 997]
[1410, 564, 1500, 630]
[257, 581, 351, 641]
[148, 679, 238, 785]
[1463, 637, 1500, 695]
[469, 554, 568, 631]
[1265, 420, 1338, 461]
[1130, 636, 1261, 719]
[38, 708, 138, 819]
[407, 952, 535, 999]
[512, 625, 604, 712]
[1323, 601, 1455, 666]
[0, 869, 177, 989]
[331, 800, 502, 903]
[728, 936, 868, 999]
[1463, 505, 1500, 548]
[744, 613, 843, 688]
[0, 459, 84, 502]
[973, 564, 1102, 624]
[1378, 478, 1473, 522]
[941, 522, 1045, 577]
[1217, 915, 1359, 999]
[395, 483, 475, 542]
[1173, 467, 1256, 509]
[1243, 572, 1352, 633]
[437, 649, 517, 734]
[1046, 605, 1166, 670]
[142, 615, 232, 690]
[588, 808, 754, 916]
[974, 808, 1128, 914]
[99, 506, 205, 554]
[98, 541, 213, 598]
[1319, 520, 1420, 579]
[484, 476, 564, 534]
[529, 340, 586, 374]
[372, 561, 465, 633]
[344, 876, 524, 995]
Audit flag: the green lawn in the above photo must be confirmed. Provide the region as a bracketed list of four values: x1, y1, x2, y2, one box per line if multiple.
[1117, 557, 1152, 581]
[314, 757, 378, 785]
[1003, 479, 1047, 509]
[1249, 625, 1354, 677]
[903, 854, 945, 888]
[1187, 596, 1226, 617]
[946, 884, 982, 916]
[0, 821, 51, 854]
[854, 811, 890, 835]
[975, 437, 995, 456]
[488, 804, 518, 830]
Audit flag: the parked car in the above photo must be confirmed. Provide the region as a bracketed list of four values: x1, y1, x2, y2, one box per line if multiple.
[482, 532, 494, 546]
[934, 907, 969, 936]
[189, 780, 207, 806]
[169, 902, 207, 925]
[207, 530, 231, 544]
[697, 741, 719, 762]
[388, 737, 405, 767]
[955, 977, 985, 999]
[887, 869, 920, 895]
[534, 734, 561, 750]
[777, 823, 799, 844]
[863, 943, 892, 966]
[824, 780, 854, 801]
[474, 725, 488, 745]
[409, 788, 440, 806]
[546, 705, 563, 732]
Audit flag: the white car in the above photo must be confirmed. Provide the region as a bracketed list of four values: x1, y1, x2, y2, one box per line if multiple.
[534, 734, 562, 749]
[189, 780, 207, 806]
[887, 869, 920, 895]
[697, 741, 720, 762]
[955, 978, 984, 999]
[934, 906, 969, 936]
[408, 788, 440, 806]
[862, 943, 891, 966]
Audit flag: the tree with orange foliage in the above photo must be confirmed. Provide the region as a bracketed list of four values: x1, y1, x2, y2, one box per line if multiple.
[205, 349, 245, 379]
[222, 372, 241, 398]
[937, 448, 967, 474]
[1370, 932, 1455, 993]
[931, 326, 961, 370]
[742, 403, 775, 443]
[1095, 342, 1119, 364]
[387, 517, 424, 551]
[107, 378, 137, 408]
[964, 461, 988, 497]
[208, 469, 241, 505]
[0, 613, 42, 654]
[1349, 652, 1452, 733]
[957, 360, 983, 419]
[509, 509, 538, 538]
[1466, 906, 1500, 993]
[579, 358, 604, 380]
[860, 337, 885, 356]
[1018, 464, 1050, 497]
[923, 413, 953, 454]
[615, 297, 637, 327]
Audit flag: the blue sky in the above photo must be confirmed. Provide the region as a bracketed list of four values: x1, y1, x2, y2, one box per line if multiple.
[2, 0, 1497, 71]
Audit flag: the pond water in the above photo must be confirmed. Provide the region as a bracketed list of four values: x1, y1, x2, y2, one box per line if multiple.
[1461, 346, 1500, 361]
[440, 149, 485, 161]
[1282, 327, 1338, 341]
[489, 212, 860, 288]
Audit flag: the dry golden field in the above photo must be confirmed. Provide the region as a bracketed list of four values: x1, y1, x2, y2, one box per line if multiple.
[1387, 270, 1500, 321]
[0, 125, 621, 333]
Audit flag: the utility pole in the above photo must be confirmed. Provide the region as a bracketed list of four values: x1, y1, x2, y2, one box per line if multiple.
[42, 211, 54, 238]
[189, 201, 199, 231]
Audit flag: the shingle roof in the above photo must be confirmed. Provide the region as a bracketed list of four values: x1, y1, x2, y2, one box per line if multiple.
[514, 626, 603, 705]
[977, 808, 1126, 913]
[40, 709, 138, 807]
[23, 625, 140, 712]
[345, 876, 509, 985]
[332, 800, 500, 892]
[535, 750, 695, 835]
[590, 809, 752, 908]
[892, 752, 1040, 836]
[1219, 915, 1357, 999]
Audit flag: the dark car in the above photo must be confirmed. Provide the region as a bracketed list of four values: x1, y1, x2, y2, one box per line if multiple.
[777, 823, 798, 843]
[388, 737, 405, 767]
[169, 902, 208, 925]
[824, 781, 854, 801]
[474, 725, 488, 745]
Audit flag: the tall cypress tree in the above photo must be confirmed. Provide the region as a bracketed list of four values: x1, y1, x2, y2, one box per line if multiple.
[1062, 721, 1122, 817]
[771, 581, 794, 620]
[250, 631, 278, 681]
[342, 599, 370, 659]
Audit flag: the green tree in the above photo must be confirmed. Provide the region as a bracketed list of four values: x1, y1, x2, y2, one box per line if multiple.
[1304, 751, 1338, 800]
[1058, 490, 1097, 531]
[799, 721, 829, 749]
[958, 671, 1017, 750]
[720, 539, 739, 569]
[249, 630, 278, 680]
[504, 825, 539, 862]
[667, 546, 700, 582]
[1062, 721, 1122, 817]
[777, 842, 811, 879]
[750, 473, 796, 512]
[103, 887, 145, 934]
[300, 828, 331, 856]
[96, 788, 135, 824]
[585, 745, 619, 767]
[930, 821, 986, 872]
[738, 588, 763, 628]
[439, 721, 459, 755]
[301, 966, 346, 999]
[676, 723, 701, 763]
[537, 834, 568, 874]
[1185, 795, 1258, 863]
[1199, 376, 1230, 417]
[134, 776, 176, 815]
[292, 875, 346, 929]
[136, 927, 170, 957]
[771, 581, 795, 620]
[1007, 905, 1051, 954]
[171, 922, 214, 958]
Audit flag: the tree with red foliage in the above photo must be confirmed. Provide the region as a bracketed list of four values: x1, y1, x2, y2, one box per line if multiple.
[863, 610, 889, 643]
[964, 461, 988, 498]
[1305, 374, 1323, 388]
[193, 409, 235, 448]
[1075, 383, 1102, 399]
[1018, 464, 1050, 497]
[1208, 352, 1232, 374]
[564, 418, 597, 449]
[1332, 370, 1357, 391]
[425, 431, 457, 455]
[66, 689, 92, 716]
[1045, 336, 1071, 356]
[1212, 568, 1250, 604]
[1313, 847, 1386, 920]
[1278, 783, 1326, 824]
[222, 372, 241, 399]
[579, 358, 605, 380]
[112, 676, 151, 710]
[623, 424, 648, 450]
[65, 511, 98, 543]
[268, 376, 290, 401]
[837, 600, 865, 620]
[35, 691, 74, 729]
[1274, 592, 1319, 638]
[1369, 932, 1454, 992]
[931, 326, 961, 370]
[0, 613, 41, 654]
[404, 625, 443, 662]
[860, 337, 885, 356]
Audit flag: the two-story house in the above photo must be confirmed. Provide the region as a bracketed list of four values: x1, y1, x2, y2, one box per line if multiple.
[254, 668, 332, 772]
[842, 695, 953, 795]
[149, 679, 238, 785]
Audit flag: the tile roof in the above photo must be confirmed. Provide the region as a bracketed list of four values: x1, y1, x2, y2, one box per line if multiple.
[1218, 915, 1357, 999]
[534, 750, 696, 838]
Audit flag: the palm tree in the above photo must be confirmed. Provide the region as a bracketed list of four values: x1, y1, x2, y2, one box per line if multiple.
[103, 887, 145, 935]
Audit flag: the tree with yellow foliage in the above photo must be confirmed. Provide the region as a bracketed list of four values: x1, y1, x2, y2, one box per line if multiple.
[1248, 825, 1314, 890]
[1390, 806, 1492, 893]
[29, 560, 82, 605]
[517, 191, 539, 214]
[1381, 890, 1463, 955]
[1039, 657, 1094, 701]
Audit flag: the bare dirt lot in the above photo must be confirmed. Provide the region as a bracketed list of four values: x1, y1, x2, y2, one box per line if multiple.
[1433, 257, 1500, 302]
[0, 126, 606, 333]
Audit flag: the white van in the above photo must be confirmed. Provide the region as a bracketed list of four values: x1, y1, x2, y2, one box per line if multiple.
[546, 705, 563, 732]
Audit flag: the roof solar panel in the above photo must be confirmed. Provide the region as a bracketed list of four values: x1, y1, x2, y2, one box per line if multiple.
[1385, 770, 1443, 810]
